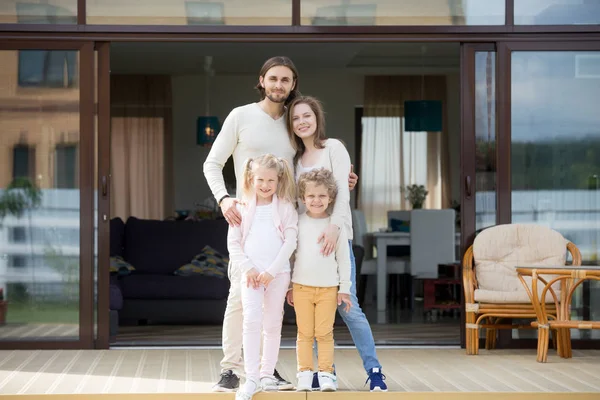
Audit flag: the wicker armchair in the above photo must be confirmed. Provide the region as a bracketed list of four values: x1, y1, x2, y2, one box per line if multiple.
[462, 224, 582, 355]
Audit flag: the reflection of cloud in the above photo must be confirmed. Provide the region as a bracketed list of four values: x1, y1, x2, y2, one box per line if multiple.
[510, 51, 600, 140]
[511, 80, 539, 104]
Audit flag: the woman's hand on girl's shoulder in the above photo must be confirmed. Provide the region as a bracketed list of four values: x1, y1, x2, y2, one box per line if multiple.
[349, 164, 358, 191]
[318, 224, 341, 256]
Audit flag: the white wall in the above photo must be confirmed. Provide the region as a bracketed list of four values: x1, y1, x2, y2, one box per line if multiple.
[171, 71, 460, 211]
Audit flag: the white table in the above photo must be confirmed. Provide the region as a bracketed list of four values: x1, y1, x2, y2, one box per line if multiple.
[371, 231, 461, 314]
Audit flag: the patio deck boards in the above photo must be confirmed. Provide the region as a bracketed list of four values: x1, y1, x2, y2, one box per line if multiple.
[0, 348, 599, 398]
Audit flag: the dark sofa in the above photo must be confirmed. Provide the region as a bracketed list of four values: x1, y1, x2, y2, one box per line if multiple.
[110, 216, 230, 325]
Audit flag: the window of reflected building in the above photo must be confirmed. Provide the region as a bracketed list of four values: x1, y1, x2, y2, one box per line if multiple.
[302, 0, 505, 26]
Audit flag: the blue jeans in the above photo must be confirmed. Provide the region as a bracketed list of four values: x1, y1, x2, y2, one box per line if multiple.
[314, 241, 382, 373]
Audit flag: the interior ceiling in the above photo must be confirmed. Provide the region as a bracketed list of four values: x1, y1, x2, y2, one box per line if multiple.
[110, 42, 460, 75]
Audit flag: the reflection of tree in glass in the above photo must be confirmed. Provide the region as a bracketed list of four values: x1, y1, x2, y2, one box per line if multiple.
[0, 178, 42, 304]
[0, 177, 42, 219]
[511, 138, 600, 190]
[43, 246, 78, 303]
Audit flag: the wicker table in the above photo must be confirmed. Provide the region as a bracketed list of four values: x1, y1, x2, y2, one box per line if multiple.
[515, 265, 600, 363]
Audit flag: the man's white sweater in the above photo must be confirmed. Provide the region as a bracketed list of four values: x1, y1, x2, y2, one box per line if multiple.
[203, 103, 296, 201]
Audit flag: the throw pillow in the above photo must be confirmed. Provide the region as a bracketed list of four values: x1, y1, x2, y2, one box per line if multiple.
[390, 218, 410, 232]
[174, 262, 227, 278]
[173, 245, 229, 278]
[110, 256, 136, 276]
[195, 245, 229, 268]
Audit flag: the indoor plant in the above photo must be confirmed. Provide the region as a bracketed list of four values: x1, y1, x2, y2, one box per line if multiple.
[404, 184, 428, 209]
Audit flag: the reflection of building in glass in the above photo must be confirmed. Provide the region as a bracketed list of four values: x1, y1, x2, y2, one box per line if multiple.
[0, 49, 80, 302]
[308, 0, 466, 25]
[0, 1, 77, 24]
[0, 51, 79, 189]
[0, 0, 475, 26]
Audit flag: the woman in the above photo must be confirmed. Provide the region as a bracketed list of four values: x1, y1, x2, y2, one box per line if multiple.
[285, 96, 388, 392]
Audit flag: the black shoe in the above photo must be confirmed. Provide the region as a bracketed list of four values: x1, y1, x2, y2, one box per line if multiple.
[212, 370, 240, 392]
[273, 369, 294, 391]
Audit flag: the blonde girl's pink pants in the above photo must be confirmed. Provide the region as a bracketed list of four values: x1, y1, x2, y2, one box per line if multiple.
[241, 271, 290, 381]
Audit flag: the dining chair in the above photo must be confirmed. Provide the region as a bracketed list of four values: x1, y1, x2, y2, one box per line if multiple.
[397, 209, 456, 311]
[352, 209, 410, 306]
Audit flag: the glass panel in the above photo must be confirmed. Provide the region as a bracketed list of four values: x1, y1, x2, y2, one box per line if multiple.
[86, 0, 292, 25]
[0, 1, 77, 24]
[515, 0, 600, 25]
[511, 50, 600, 339]
[0, 49, 80, 341]
[475, 51, 497, 232]
[301, 0, 505, 26]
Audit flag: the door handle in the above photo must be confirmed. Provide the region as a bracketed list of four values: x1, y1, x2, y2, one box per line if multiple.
[465, 175, 472, 198]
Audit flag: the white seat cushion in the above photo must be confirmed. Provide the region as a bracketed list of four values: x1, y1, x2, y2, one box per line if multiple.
[474, 288, 557, 303]
[473, 224, 567, 302]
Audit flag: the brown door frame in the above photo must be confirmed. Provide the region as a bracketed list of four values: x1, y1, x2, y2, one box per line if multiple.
[0, 40, 96, 350]
[95, 41, 111, 349]
[460, 42, 498, 349]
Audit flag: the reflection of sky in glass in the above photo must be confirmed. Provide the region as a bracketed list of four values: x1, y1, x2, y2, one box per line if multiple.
[463, 0, 505, 25]
[465, 0, 600, 25]
[512, 52, 600, 142]
[514, 0, 600, 25]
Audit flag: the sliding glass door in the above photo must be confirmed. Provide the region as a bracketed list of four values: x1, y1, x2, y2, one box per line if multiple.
[504, 42, 600, 344]
[0, 41, 96, 349]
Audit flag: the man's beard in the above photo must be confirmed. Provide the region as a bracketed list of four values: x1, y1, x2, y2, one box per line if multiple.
[266, 91, 288, 104]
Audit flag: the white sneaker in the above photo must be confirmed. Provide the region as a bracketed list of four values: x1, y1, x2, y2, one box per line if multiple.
[296, 371, 313, 392]
[235, 378, 261, 400]
[260, 375, 278, 391]
[318, 371, 337, 392]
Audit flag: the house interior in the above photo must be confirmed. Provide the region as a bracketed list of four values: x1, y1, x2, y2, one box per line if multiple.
[105, 41, 464, 346]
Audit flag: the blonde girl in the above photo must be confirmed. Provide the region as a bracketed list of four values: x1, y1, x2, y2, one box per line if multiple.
[227, 153, 298, 400]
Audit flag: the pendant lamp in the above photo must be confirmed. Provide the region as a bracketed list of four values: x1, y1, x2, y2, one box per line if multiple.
[404, 45, 442, 132]
[197, 56, 220, 146]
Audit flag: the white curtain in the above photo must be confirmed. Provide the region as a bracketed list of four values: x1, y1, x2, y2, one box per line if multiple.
[360, 117, 441, 232]
[403, 129, 427, 187]
[360, 116, 403, 232]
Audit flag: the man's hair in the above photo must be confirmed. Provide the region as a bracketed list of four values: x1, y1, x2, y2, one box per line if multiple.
[287, 95, 327, 165]
[255, 56, 300, 106]
[297, 168, 337, 208]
